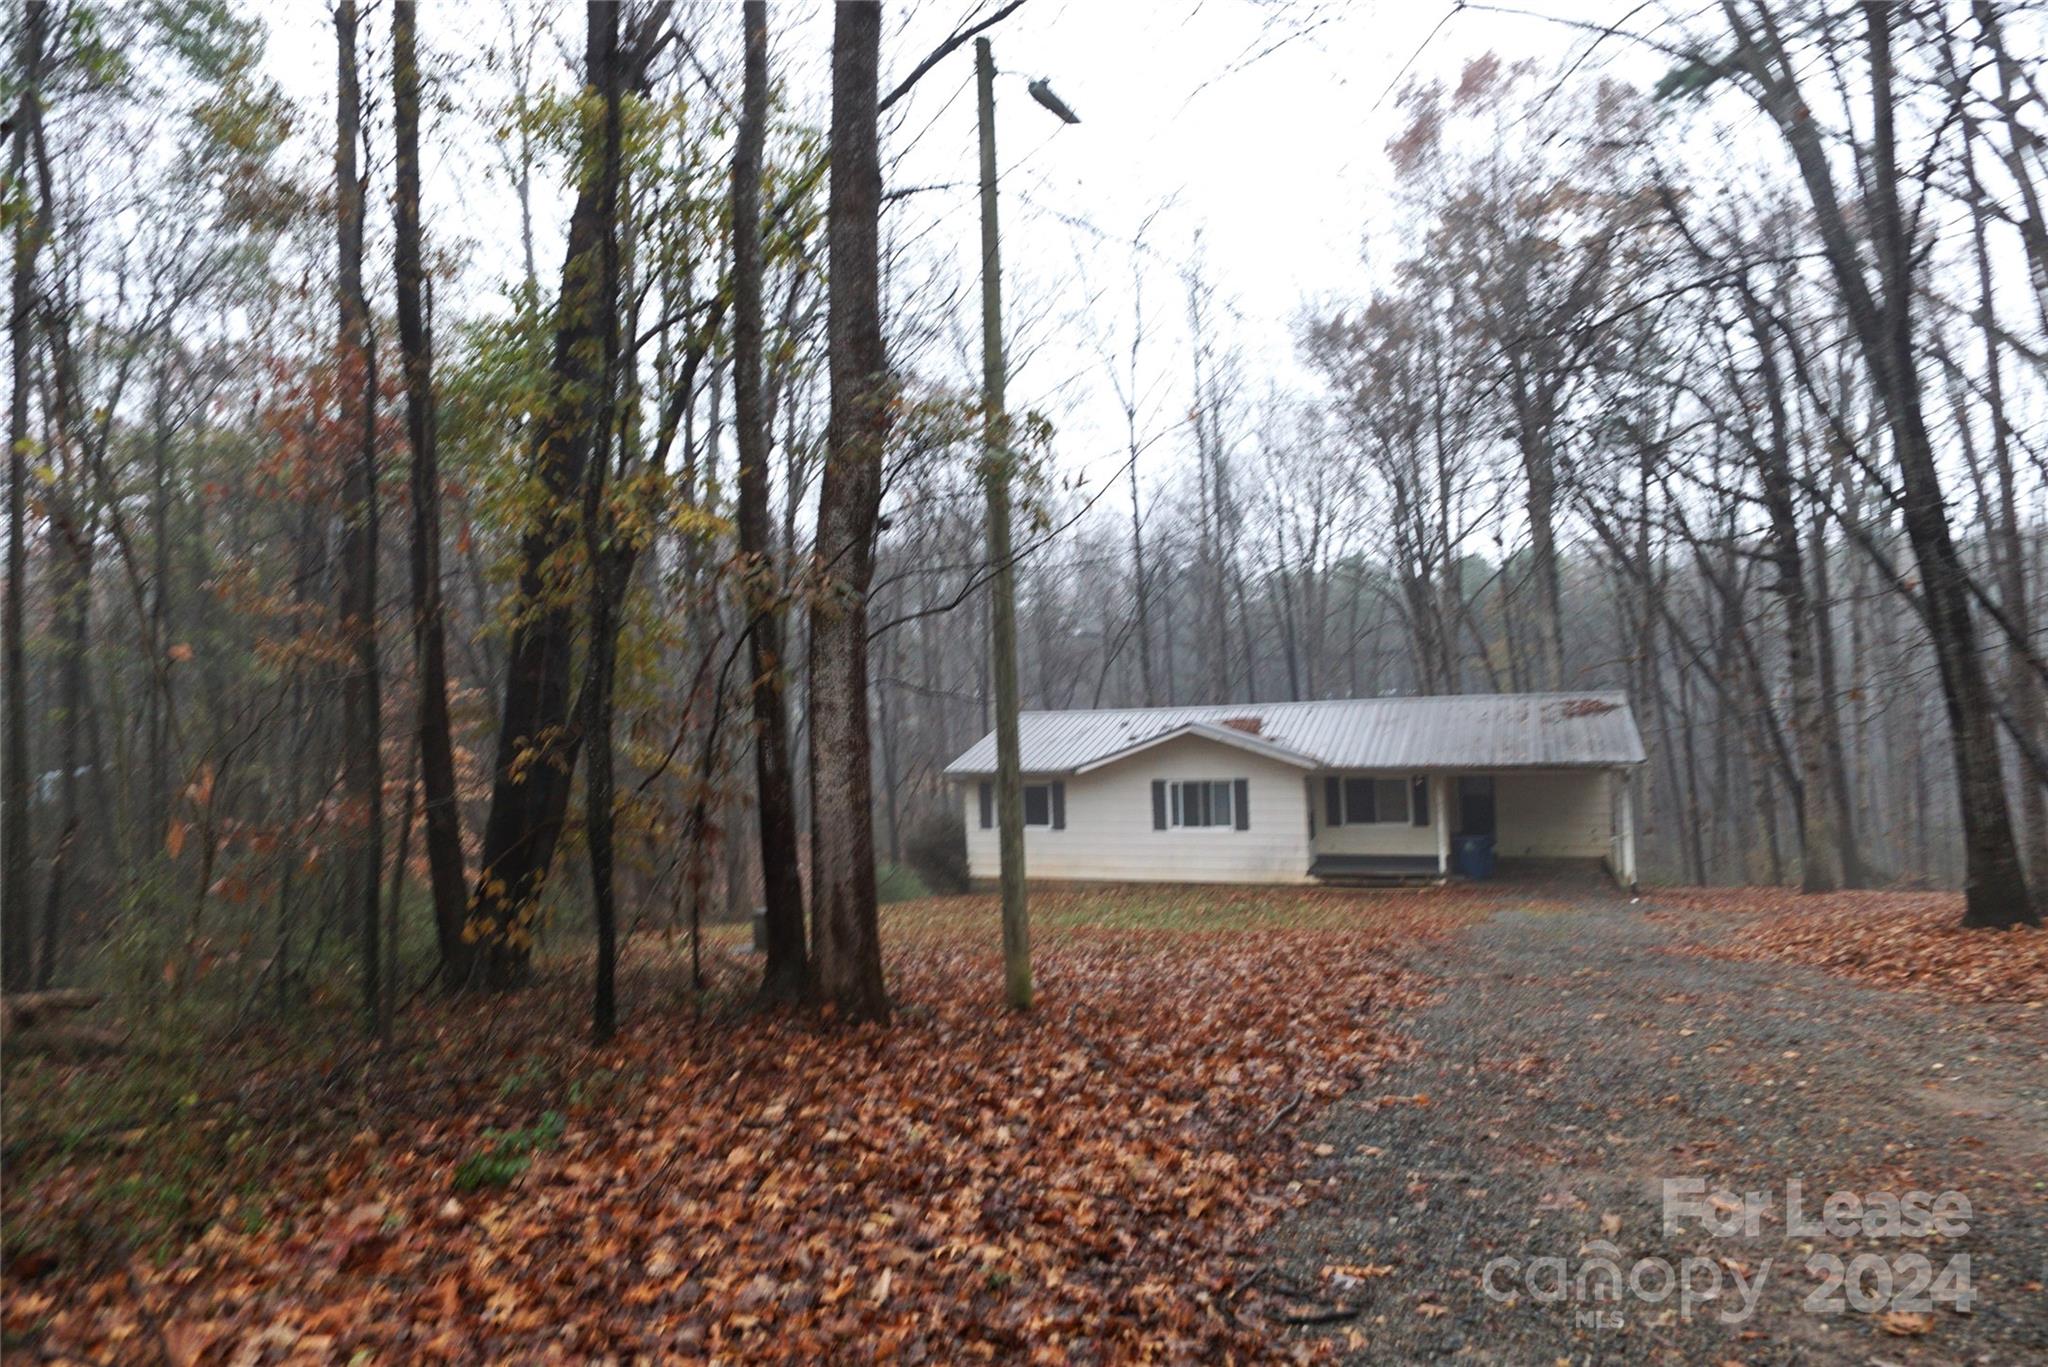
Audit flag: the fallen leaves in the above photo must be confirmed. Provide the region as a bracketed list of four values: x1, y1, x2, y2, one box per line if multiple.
[1653, 888, 2047, 1004]
[5, 887, 1470, 1363]
[1878, 1309, 1936, 1336]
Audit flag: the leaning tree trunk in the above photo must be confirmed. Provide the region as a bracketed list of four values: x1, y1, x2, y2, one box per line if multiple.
[468, 8, 660, 987]
[393, 0, 470, 984]
[733, 0, 810, 1004]
[1730, 0, 2034, 925]
[807, 0, 891, 1024]
[1964, 126, 2048, 885]
[1858, 4, 2031, 926]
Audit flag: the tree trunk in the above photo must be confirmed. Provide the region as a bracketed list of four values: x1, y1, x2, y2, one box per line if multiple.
[334, 0, 386, 1031]
[1805, 512, 1867, 884]
[581, 0, 628, 1042]
[1859, 4, 2031, 925]
[1744, 304, 1843, 891]
[146, 367, 174, 847]
[393, 0, 470, 984]
[36, 508, 87, 987]
[1127, 404, 1155, 706]
[3, 0, 48, 994]
[1517, 422, 1567, 692]
[469, 10, 663, 986]
[1728, 0, 2033, 925]
[1963, 121, 2048, 884]
[807, 0, 890, 1024]
[732, 0, 809, 1004]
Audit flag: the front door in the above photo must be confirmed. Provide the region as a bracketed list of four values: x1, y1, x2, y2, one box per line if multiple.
[1458, 776, 1496, 837]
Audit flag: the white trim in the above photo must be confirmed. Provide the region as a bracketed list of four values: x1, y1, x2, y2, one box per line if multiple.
[1071, 721, 1320, 775]
[1615, 768, 1638, 888]
[1433, 774, 1452, 874]
[1165, 776, 1238, 830]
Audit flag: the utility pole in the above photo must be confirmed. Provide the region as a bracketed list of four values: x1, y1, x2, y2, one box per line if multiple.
[978, 36, 1030, 1010]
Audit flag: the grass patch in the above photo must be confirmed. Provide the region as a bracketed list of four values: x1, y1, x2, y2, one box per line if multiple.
[452, 1111, 567, 1192]
[880, 882, 1499, 939]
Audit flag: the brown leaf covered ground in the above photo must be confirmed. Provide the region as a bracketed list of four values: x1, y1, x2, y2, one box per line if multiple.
[4, 885, 1498, 1364]
[1651, 886, 2048, 1004]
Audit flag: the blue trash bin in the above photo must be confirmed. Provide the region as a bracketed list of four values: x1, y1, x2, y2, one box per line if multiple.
[1454, 834, 1497, 880]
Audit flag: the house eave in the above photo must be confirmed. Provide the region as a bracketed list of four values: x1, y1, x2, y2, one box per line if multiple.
[1070, 721, 1321, 775]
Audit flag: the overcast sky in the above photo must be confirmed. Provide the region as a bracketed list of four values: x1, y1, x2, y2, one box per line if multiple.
[876, 0, 1670, 490]
[261, 1, 1671, 504]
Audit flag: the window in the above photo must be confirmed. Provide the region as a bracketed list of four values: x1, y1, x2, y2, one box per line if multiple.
[1023, 783, 1052, 827]
[1374, 777, 1410, 824]
[1342, 776, 1375, 823]
[1169, 779, 1235, 828]
[1335, 774, 1415, 825]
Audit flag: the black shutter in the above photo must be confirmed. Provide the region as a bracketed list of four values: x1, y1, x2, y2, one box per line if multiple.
[1306, 779, 1315, 837]
[1412, 776, 1429, 827]
[1152, 779, 1167, 830]
[1324, 775, 1343, 827]
[978, 782, 993, 829]
[1051, 781, 1066, 830]
[1234, 778, 1249, 831]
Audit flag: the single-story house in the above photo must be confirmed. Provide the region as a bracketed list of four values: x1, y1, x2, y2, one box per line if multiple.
[943, 692, 1647, 887]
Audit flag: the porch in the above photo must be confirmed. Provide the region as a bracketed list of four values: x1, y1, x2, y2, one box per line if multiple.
[1306, 853, 1441, 884]
[1306, 768, 1637, 887]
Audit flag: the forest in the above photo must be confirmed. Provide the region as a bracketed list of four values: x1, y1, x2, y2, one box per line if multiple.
[6, 0, 2047, 1031]
[5, 1, 2047, 1360]
[3, 0, 2045, 1033]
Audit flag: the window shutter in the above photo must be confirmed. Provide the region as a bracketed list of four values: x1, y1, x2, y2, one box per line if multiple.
[978, 782, 993, 829]
[1412, 776, 1429, 827]
[1151, 779, 1167, 830]
[1306, 779, 1315, 837]
[1234, 778, 1249, 831]
[1324, 776, 1343, 827]
[1051, 781, 1066, 830]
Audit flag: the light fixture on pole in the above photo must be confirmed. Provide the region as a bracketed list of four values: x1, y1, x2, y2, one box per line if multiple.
[1027, 78, 1080, 125]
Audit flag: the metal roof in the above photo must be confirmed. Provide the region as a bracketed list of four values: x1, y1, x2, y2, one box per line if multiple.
[1071, 720, 1321, 774]
[943, 692, 1647, 776]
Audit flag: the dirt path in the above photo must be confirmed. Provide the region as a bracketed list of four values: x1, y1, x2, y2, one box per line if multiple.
[1261, 889, 2048, 1364]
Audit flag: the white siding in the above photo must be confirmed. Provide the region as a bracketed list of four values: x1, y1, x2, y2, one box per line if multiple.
[962, 734, 1313, 884]
[1308, 773, 1439, 858]
[1492, 769, 1612, 857]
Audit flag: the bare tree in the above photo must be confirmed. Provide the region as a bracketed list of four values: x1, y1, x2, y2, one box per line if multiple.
[393, 0, 468, 983]
[2, 0, 49, 993]
[333, 0, 385, 1030]
[733, 0, 809, 1004]
[1713, 0, 2034, 926]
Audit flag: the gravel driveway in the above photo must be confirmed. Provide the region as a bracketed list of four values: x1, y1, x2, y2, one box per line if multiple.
[1261, 885, 2048, 1364]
